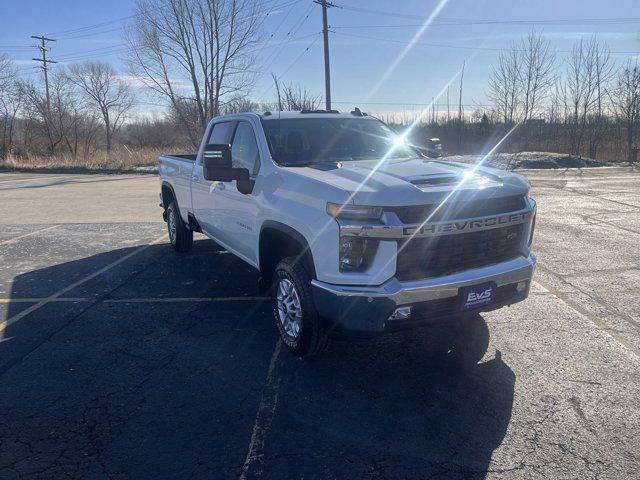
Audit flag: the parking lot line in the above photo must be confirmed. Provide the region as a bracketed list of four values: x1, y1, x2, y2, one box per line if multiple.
[0, 233, 168, 340]
[0, 175, 70, 185]
[0, 225, 60, 245]
[0, 297, 88, 303]
[533, 279, 640, 358]
[104, 296, 267, 303]
[239, 339, 283, 480]
[0, 296, 266, 303]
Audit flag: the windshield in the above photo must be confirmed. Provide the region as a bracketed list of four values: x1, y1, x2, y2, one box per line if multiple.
[263, 117, 418, 166]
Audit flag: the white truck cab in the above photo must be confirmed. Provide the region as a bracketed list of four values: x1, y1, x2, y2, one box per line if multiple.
[159, 110, 536, 357]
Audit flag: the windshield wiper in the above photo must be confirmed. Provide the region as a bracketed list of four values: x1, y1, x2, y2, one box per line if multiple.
[281, 159, 339, 167]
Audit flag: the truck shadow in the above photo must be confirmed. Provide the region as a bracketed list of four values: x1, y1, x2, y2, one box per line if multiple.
[271, 319, 514, 479]
[1, 239, 514, 479]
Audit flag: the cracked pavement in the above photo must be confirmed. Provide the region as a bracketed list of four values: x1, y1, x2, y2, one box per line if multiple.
[0, 169, 638, 479]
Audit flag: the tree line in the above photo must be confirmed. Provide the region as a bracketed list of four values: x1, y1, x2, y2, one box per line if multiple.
[484, 31, 640, 162]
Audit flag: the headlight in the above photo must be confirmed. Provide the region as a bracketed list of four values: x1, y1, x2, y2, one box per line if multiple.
[339, 236, 377, 272]
[326, 202, 382, 221]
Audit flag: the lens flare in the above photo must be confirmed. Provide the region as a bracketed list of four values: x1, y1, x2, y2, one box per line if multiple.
[376, 121, 524, 275]
[364, 0, 452, 101]
[393, 135, 406, 147]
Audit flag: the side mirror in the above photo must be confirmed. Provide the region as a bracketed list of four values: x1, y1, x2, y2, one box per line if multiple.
[203, 144, 232, 180]
[202, 143, 255, 194]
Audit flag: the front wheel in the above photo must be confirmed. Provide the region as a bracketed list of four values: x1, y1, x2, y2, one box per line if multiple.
[272, 257, 328, 358]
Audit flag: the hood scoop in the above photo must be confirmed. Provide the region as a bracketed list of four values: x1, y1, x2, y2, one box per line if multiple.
[408, 174, 461, 187]
[307, 161, 342, 171]
[407, 171, 503, 190]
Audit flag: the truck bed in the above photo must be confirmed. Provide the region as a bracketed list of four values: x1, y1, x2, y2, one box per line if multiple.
[163, 154, 197, 162]
[159, 154, 197, 215]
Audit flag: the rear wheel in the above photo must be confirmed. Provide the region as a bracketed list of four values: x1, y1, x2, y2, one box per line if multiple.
[166, 201, 193, 252]
[272, 256, 328, 358]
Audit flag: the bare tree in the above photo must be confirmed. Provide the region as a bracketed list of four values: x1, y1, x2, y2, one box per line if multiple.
[487, 47, 521, 124]
[271, 73, 282, 111]
[519, 30, 555, 123]
[221, 94, 259, 113]
[0, 55, 19, 159]
[610, 61, 640, 163]
[281, 83, 320, 111]
[125, 0, 263, 145]
[564, 37, 613, 156]
[20, 71, 79, 155]
[0, 55, 16, 91]
[66, 61, 134, 155]
[587, 39, 614, 158]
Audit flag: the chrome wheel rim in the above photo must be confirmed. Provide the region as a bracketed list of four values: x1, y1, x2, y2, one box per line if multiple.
[168, 209, 177, 244]
[276, 278, 302, 339]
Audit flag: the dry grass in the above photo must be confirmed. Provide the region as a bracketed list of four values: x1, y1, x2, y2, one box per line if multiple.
[0, 146, 181, 172]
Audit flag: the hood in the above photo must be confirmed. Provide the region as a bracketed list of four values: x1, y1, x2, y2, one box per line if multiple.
[286, 158, 530, 206]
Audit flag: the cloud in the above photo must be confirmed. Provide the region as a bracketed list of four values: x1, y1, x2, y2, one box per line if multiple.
[117, 74, 191, 89]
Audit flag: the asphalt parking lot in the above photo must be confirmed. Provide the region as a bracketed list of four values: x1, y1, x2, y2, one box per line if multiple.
[0, 168, 639, 479]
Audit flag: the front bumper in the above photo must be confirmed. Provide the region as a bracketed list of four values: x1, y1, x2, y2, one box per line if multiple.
[312, 254, 536, 335]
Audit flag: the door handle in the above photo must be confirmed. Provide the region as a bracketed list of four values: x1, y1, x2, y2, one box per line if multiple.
[215, 182, 225, 191]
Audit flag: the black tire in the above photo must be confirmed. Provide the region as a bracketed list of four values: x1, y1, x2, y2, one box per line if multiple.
[166, 201, 193, 252]
[272, 256, 328, 358]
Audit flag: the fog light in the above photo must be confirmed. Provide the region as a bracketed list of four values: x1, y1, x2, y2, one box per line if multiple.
[388, 306, 412, 321]
[516, 281, 527, 293]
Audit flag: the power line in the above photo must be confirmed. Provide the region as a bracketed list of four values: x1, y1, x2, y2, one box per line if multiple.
[332, 18, 640, 28]
[46, 0, 299, 40]
[252, 0, 301, 60]
[55, 27, 123, 40]
[331, 100, 495, 106]
[279, 33, 322, 78]
[47, 0, 300, 38]
[45, 15, 134, 37]
[332, 31, 640, 55]
[16, 2, 303, 67]
[0, 45, 33, 51]
[55, 45, 126, 61]
[256, 33, 321, 100]
[260, 2, 315, 69]
[335, 3, 640, 25]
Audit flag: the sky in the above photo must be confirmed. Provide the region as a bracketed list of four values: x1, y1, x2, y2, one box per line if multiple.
[1, 0, 639, 118]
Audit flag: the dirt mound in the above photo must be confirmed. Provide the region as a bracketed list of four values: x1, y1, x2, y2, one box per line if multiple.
[442, 152, 614, 170]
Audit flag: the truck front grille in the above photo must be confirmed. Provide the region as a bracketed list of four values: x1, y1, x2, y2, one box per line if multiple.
[386, 195, 526, 224]
[395, 224, 523, 281]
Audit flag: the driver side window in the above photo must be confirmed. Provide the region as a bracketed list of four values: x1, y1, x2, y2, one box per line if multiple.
[207, 121, 236, 146]
[231, 122, 260, 175]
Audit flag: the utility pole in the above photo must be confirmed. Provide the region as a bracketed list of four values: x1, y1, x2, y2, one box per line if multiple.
[431, 96, 435, 124]
[314, 0, 334, 110]
[31, 35, 57, 113]
[446, 86, 450, 123]
[458, 61, 465, 124]
[458, 61, 465, 151]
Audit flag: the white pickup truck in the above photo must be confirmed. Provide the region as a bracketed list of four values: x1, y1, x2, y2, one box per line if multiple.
[159, 110, 536, 357]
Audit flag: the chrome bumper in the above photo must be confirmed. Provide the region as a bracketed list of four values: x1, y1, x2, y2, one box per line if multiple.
[312, 254, 536, 306]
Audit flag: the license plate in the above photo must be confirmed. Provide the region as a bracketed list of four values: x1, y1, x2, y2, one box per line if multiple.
[459, 282, 496, 311]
